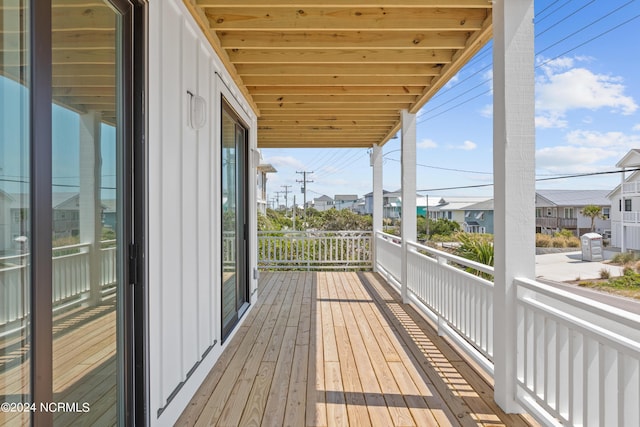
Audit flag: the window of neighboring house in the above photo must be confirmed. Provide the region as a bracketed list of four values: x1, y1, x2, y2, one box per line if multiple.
[546, 208, 553, 217]
[620, 199, 622, 211]
[447, 212, 452, 220]
[475, 212, 484, 220]
[603, 207, 610, 219]
[564, 208, 574, 219]
[536, 208, 542, 218]
[465, 211, 471, 218]
[625, 199, 632, 212]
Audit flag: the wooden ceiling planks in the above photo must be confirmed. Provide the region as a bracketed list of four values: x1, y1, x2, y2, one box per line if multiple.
[188, 0, 492, 148]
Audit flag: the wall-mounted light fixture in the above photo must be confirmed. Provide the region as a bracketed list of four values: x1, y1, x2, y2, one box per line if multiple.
[187, 90, 206, 130]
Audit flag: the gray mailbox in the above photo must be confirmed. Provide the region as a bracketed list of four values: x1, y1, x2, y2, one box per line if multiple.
[581, 232, 603, 262]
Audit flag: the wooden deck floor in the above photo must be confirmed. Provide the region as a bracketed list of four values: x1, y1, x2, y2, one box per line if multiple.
[178, 272, 537, 427]
[0, 300, 117, 426]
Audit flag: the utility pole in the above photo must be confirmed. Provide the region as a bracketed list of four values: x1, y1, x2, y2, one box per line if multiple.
[292, 195, 296, 229]
[274, 191, 283, 210]
[281, 185, 292, 214]
[296, 171, 314, 223]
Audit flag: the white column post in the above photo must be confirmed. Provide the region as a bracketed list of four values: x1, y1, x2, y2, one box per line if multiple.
[493, 0, 535, 413]
[401, 110, 417, 304]
[371, 143, 383, 272]
[621, 167, 626, 252]
[79, 111, 103, 305]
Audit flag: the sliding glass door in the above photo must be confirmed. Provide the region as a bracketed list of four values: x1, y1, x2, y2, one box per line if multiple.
[0, 0, 142, 424]
[221, 100, 249, 340]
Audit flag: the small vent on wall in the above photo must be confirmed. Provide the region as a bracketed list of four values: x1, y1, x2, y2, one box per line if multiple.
[187, 90, 206, 130]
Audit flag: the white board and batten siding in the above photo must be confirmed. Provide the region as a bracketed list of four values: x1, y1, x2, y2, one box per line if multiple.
[148, 0, 258, 425]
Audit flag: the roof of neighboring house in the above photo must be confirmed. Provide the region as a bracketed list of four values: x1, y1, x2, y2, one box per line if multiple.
[314, 195, 333, 202]
[464, 199, 494, 211]
[431, 196, 491, 211]
[257, 163, 277, 173]
[616, 149, 640, 168]
[334, 194, 358, 201]
[536, 190, 610, 207]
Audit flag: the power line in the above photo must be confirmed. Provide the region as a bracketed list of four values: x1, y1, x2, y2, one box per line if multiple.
[417, 167, 640, 193]
[385, 158, 492, 175]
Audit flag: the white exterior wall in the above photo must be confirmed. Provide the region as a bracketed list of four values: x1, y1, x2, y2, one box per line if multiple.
[149, 1, 258, 425]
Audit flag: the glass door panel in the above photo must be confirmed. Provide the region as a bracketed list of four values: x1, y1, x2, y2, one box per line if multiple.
[51, 0, 124, 424]
[0, 1, 31, 425]
[221, 103, 248, 340]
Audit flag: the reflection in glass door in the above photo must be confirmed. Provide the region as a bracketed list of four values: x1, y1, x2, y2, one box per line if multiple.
[50, 0, 129, 424]
[221, 101, 249, 340]
[0, 1, 31, 425]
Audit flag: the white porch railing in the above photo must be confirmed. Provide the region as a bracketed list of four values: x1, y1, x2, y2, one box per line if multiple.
[258, 230, 371, 271]
[515, 278, 640, 426]
[622, 211, 640, 224]
[375, 231, 640, 426]
[0, 242, 118, 331]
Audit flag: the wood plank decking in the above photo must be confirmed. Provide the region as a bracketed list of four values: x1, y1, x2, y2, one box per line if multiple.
[179, 272, 537, 427]
[0, 300, 117, 427]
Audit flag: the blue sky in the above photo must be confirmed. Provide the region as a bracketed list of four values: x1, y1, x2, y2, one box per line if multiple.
[262, 0, 640, 206]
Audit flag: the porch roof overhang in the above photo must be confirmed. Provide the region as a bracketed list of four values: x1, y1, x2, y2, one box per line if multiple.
[185, 0, 493, 148]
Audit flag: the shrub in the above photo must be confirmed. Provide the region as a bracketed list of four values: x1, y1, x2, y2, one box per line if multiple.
[566, 237, 580, 248]
[554, 229, 575, 239]
[612, 252, 637, 265]
[551, 237, 567, 248]
[536, 234, 552, 247]
[599, 268, 611, 279]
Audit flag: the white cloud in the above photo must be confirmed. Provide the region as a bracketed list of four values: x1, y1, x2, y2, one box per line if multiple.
[535, 113, 567, 129]
[418, 138, 438, 149]
[266, 155, 306, 170]
[535, 56, 637, 128]
[565, 130, 640, 150]
[633, 124, 640, 132]
[536, 146, 618, 173]
[537, 66, 637, 116]
[448, 140, 477, 151]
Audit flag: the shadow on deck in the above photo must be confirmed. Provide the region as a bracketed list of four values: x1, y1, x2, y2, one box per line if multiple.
[179, 271, 537, 426]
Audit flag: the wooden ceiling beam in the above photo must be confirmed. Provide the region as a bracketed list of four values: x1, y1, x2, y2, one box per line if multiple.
[197, 0, 492, 7]
[259, 120, 395, 127]
[253, 94, 416, 103]
[205, 8, 487, 31]
[242, 75, 432, 87]
[236, 63, 442, 76]
[219, 30, 469, 50]
[249, 86, 426, 95]
[255, 102, 410, 110]
[259, 110, 399, 117]
[228, 48, 453, 64]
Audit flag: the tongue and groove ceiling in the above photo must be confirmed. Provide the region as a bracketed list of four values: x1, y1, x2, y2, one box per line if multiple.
[186, 0, 493, 148]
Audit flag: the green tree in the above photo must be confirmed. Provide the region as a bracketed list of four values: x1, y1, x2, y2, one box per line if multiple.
[579, 205, 603, 232]
[428, 218, 460, 238]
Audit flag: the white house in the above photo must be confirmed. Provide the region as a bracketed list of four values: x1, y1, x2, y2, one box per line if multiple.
[609, 149, 640, 250]
[536, 189, 611, 237]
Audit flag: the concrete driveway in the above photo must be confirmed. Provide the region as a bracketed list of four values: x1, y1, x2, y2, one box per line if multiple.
[535, 250, 625, 282]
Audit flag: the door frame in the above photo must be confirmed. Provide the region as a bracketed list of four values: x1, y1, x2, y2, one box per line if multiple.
[26, 0, 146, 424]
[220, 97, 250, 342]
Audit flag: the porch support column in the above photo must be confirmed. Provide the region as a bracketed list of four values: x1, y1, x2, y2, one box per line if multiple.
[621, 167, 626, 252]
[401, 110, 416, 304]
[79, 111, 103, 305]
[371, 143, 383, 272]
[493, 0, 534, 413]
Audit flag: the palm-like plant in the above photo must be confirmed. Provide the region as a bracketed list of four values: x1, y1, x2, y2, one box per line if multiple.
[579, 205, 603, 232]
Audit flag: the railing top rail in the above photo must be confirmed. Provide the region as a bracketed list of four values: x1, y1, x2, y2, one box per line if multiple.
[376, 230, 400, 240]
[516, 277, 640, 328]
[408, 240, 495, 276]
[259, 230, 372, 235]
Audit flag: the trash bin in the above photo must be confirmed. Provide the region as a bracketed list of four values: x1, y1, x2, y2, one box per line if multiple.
[581, 232, 603, 262]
